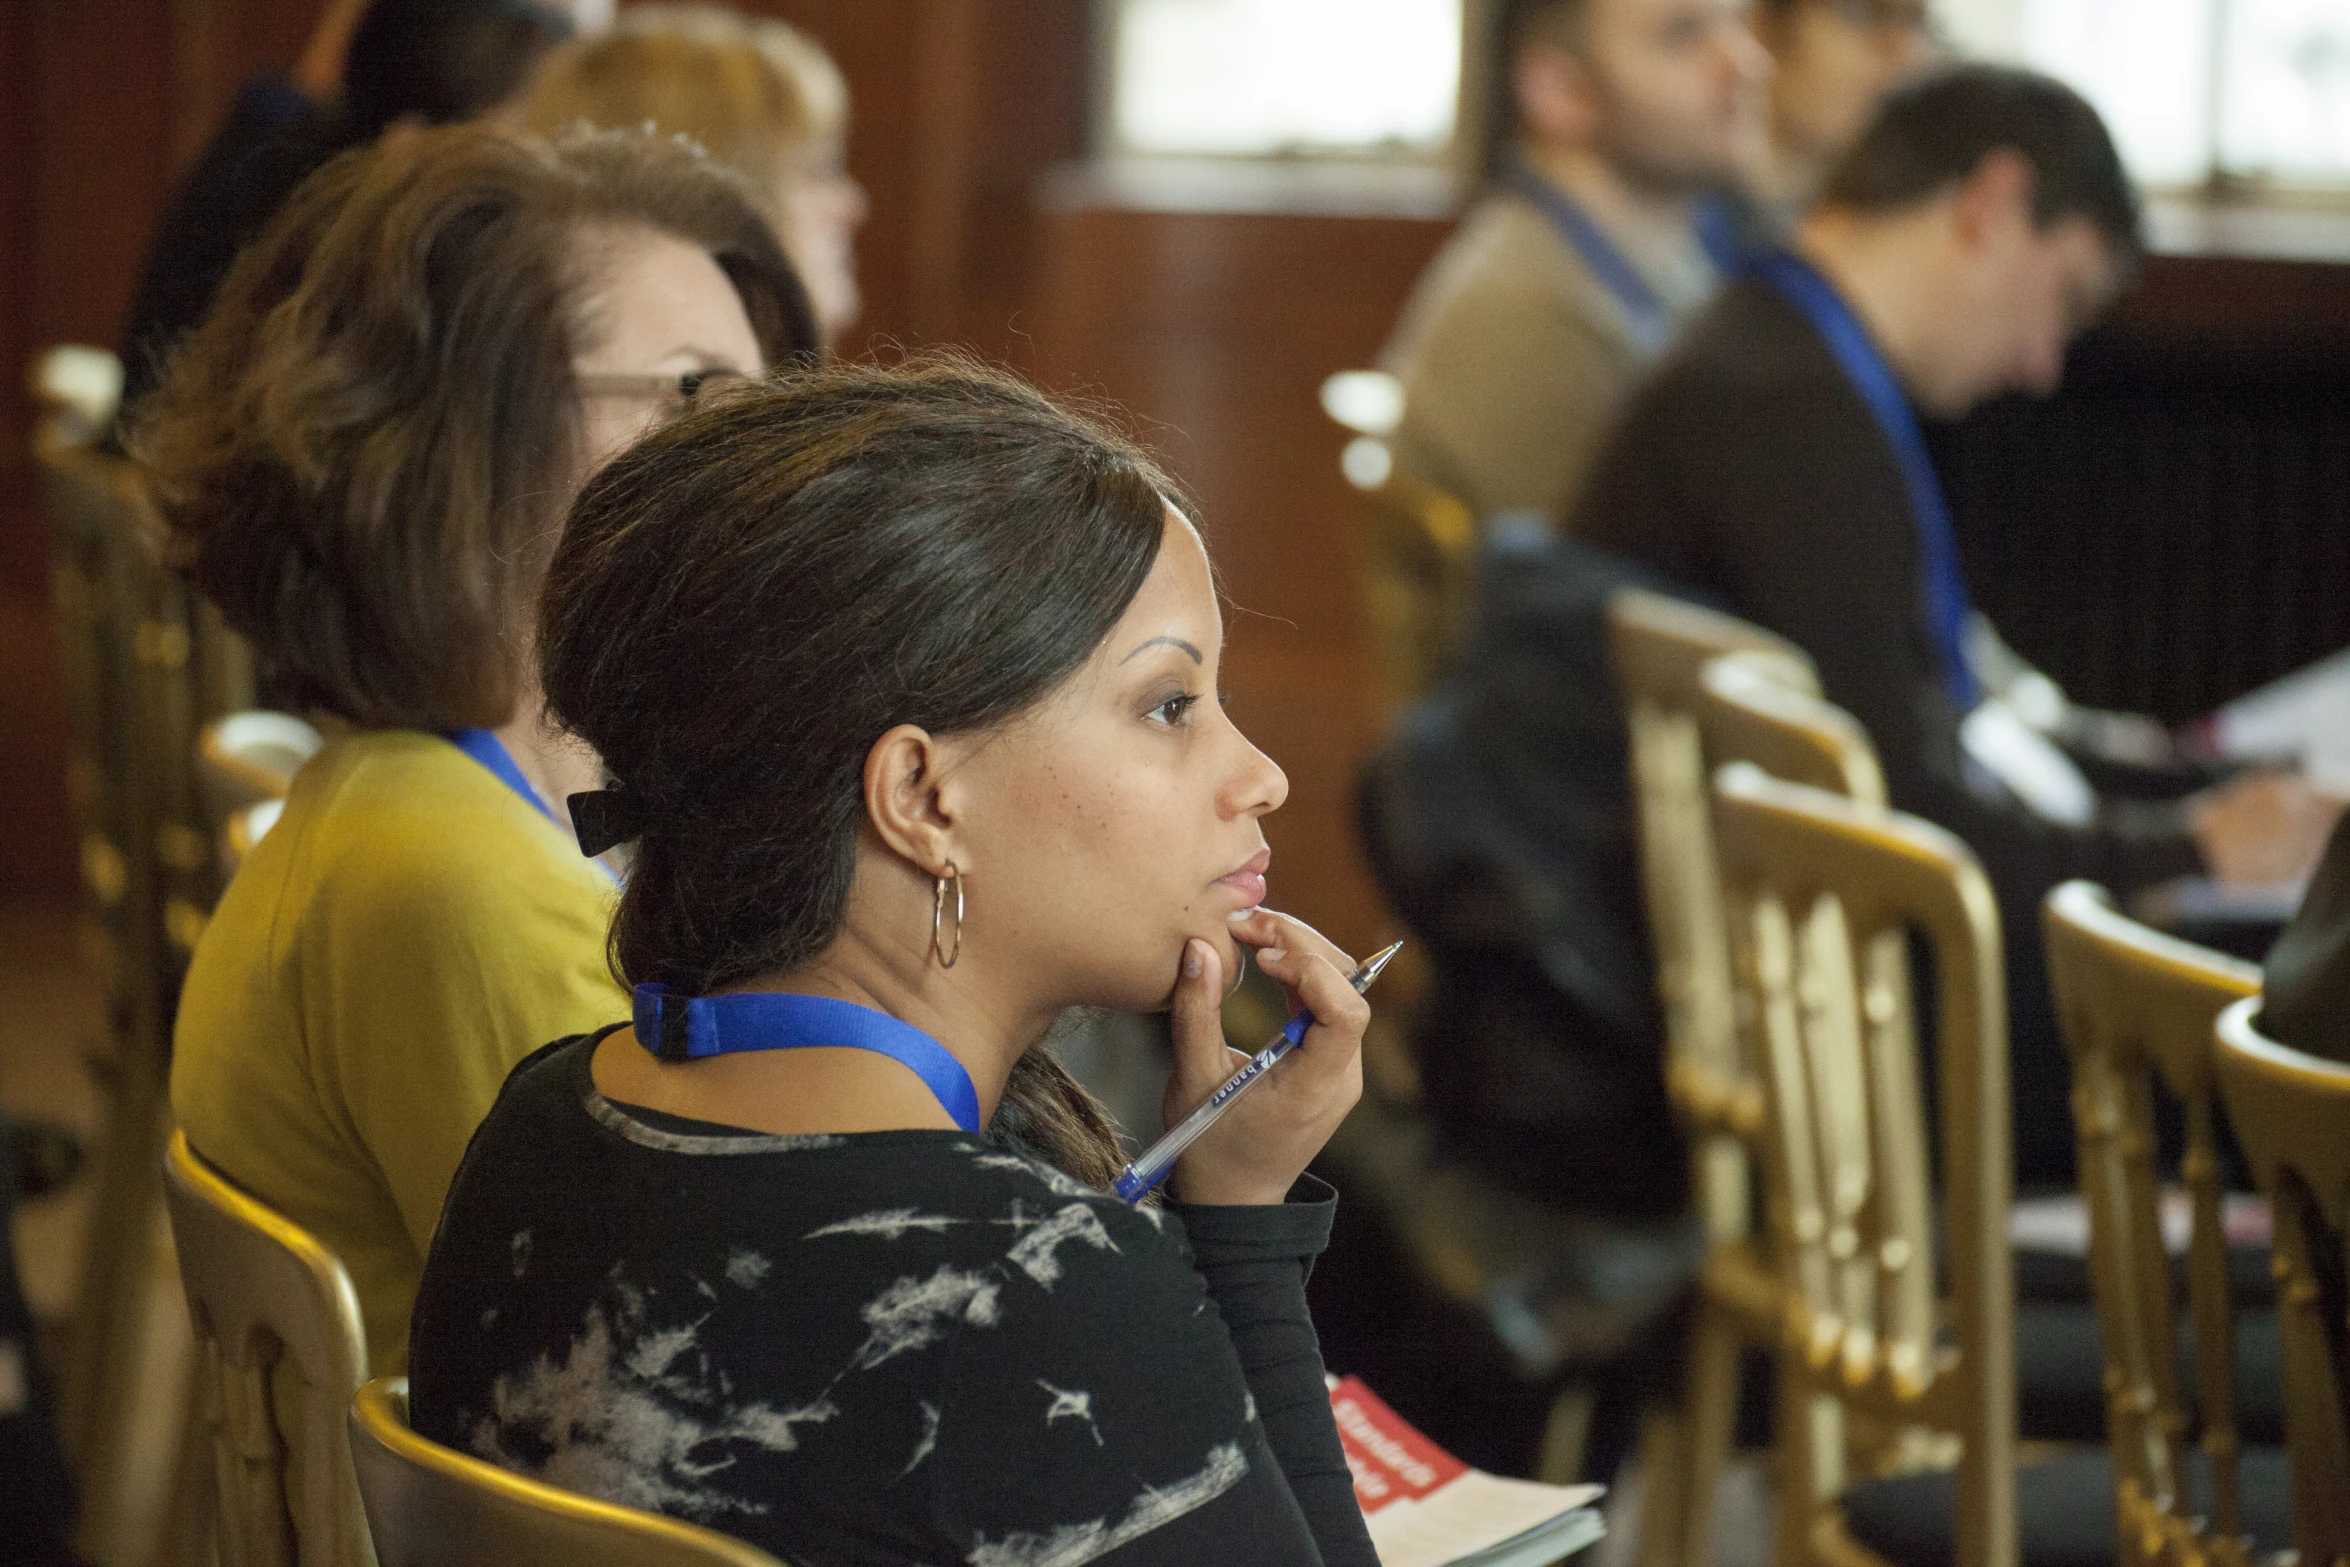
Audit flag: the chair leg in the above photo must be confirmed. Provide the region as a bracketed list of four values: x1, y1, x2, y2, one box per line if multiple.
[1535, 1385, 1596, 1485]
[1630, 1407, 1689, 1567]
[1676, 1304, 1745, 1567]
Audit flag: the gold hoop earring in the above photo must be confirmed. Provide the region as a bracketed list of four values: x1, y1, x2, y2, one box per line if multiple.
[931, 863, 964, 969]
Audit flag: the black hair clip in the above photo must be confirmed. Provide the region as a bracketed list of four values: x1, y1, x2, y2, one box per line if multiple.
[570, 787, 647, 858]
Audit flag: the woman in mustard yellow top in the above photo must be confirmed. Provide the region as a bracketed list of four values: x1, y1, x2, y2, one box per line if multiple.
[135, 123, 818, 1372]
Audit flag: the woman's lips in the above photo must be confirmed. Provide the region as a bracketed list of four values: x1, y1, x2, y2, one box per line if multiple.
[1216, 850, 1271, 908]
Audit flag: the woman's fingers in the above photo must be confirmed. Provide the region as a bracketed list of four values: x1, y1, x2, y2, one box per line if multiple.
[1166, 937, 1239, 1094]
[1250, 943, 1369, 1045]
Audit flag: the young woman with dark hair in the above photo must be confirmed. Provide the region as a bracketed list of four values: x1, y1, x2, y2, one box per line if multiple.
[138, 121, 818, 1374]
[407, 356, 1381, 1566]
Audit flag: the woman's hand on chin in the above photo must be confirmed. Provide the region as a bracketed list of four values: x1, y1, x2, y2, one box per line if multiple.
[1162, 909, 1365, 1206]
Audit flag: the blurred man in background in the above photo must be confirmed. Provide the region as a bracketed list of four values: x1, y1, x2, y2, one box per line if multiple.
[117, 0, 589, 414]
[1380, 0, 1764, 525]
[1573, 65, 2341, 1181]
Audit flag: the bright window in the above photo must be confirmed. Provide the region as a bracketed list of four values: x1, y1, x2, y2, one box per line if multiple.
[1102, 0, 1465, 158]
[1948, 0, 2350, 190]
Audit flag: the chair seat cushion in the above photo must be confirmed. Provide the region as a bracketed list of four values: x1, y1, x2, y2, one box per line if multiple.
[1839, 1445, 2290, 1567]
[2014, 1299, 2285, 1445]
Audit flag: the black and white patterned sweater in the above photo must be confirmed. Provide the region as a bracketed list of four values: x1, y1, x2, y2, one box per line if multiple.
[409, 1028, 1380, 1567]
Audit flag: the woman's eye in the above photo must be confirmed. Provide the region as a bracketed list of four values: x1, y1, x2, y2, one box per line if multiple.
[1148, 693, 1200, 726]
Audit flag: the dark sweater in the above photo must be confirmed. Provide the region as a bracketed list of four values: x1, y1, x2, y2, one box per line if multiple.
[410, 1030, 1378, 1567]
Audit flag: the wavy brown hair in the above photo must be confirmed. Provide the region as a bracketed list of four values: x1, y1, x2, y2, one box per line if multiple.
[135, 122, 818, 730]
[539, 355, 1181, 1188]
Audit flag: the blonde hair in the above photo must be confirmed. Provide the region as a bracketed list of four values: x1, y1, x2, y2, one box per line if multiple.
[517, 5, 849, 211]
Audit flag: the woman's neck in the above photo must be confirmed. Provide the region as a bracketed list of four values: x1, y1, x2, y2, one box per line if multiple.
[492, 706, 603, 837]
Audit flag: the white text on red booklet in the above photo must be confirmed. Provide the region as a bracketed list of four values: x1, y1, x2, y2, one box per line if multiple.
[1330, 1376, 1468, 1513]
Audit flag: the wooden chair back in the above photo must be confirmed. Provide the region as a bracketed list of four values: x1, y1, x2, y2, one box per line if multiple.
[2213, 997, 2350, 1561]
[1606, 596, 1817, 1567]
[1610, 599, 1816, 1202]
[1696, 654, 1886, 808]
[1323, 369, 1479, 710]
[2041, 883, 2260, 1566]
[164, 1130, 374, 1567]
[349, 1379, 785, 1567]
[1711, 763, 2014, 1567]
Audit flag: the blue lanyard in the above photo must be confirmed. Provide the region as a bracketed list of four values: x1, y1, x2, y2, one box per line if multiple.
[1750, 251, 1982, 712]
[443, 728, 620, 879]
[445, 728, 558, 823]
[632, 987, 982, 1134]
[1501, 156, 1672, 353]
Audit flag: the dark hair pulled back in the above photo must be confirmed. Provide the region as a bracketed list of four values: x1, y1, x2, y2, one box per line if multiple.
[539, 354, 1182, 1185]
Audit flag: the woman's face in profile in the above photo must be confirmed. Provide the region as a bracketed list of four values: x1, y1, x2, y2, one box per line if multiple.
[942, 506, 1289, 1012]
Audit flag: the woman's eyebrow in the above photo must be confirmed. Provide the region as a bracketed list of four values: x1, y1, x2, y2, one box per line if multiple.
[1119, 634, 1203, 665]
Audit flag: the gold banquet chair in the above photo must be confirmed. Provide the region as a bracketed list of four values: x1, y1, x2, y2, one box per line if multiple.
[1321, 369, 1479, 712]
[349, 1379, 785, 1567]
[35, 349, 208, 1561]
[163, 1129, 374, 1567]
[1709, 763, 2016, 1567]
[2213, 998, 2350, 1562]
[1605, 591, 1816, 1567]
[2041, 883, 2290, 1566]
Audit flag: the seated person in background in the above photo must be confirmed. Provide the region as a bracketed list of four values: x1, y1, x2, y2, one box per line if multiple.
[117, 0, 580, 414]
[134, 123, 817, 1373]
[516, 4, 868, 345]
[1719, 0, 1936, 250]
[1380, 0, 1763, 524]
[1571, 64, 2340, 1182]
[409, 358, 1380, 1567]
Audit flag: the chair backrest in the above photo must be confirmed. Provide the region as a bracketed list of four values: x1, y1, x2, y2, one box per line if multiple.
[1695, 654, 1885, 808]
[1322, 369, 1479, 711]
[200, 711, 324, 820]
[163, 1130, 374, 1567]
[1710, 763, 2014, 1567]
[200, 712, 324, 884]
[2041, 882, 2260, 1563]
[1607, 591, 1816, 1229]
[2213, 997, 2350, 1561]
[348, 1379, 786, 1567]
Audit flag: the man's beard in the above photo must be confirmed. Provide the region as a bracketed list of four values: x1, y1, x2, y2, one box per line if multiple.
[1591, 94, 1738, 199]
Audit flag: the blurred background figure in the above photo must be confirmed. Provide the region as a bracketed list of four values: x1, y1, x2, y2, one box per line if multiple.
[116, 0, 588, 416]
[1379, 0, 1764, 526]
[1731, 0, 1938, 244]
[1572, 64, 2341, 1183]
[517, 4, 868, 344]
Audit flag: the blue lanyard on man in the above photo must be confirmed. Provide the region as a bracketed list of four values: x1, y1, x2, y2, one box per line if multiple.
[1750, 250, 1983, 713]
[1500, 154, 1675, 355]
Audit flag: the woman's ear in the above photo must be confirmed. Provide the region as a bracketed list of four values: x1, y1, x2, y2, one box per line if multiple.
[862, 723, 958, 874]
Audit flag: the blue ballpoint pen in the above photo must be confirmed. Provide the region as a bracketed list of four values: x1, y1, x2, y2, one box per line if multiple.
[1113, 939, 1405, 1204]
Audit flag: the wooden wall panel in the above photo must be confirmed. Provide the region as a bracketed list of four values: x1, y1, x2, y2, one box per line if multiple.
[1026, 204, 1454, 958]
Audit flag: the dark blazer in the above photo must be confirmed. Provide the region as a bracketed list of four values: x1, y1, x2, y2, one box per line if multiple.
[1570, 276, 2203, 916]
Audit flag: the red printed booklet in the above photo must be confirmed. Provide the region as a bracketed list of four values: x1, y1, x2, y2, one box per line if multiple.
[1329, 1376, 1607, 1567]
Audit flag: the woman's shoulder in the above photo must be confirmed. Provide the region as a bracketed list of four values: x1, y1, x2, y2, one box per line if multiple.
[286, 730, 614, 932]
